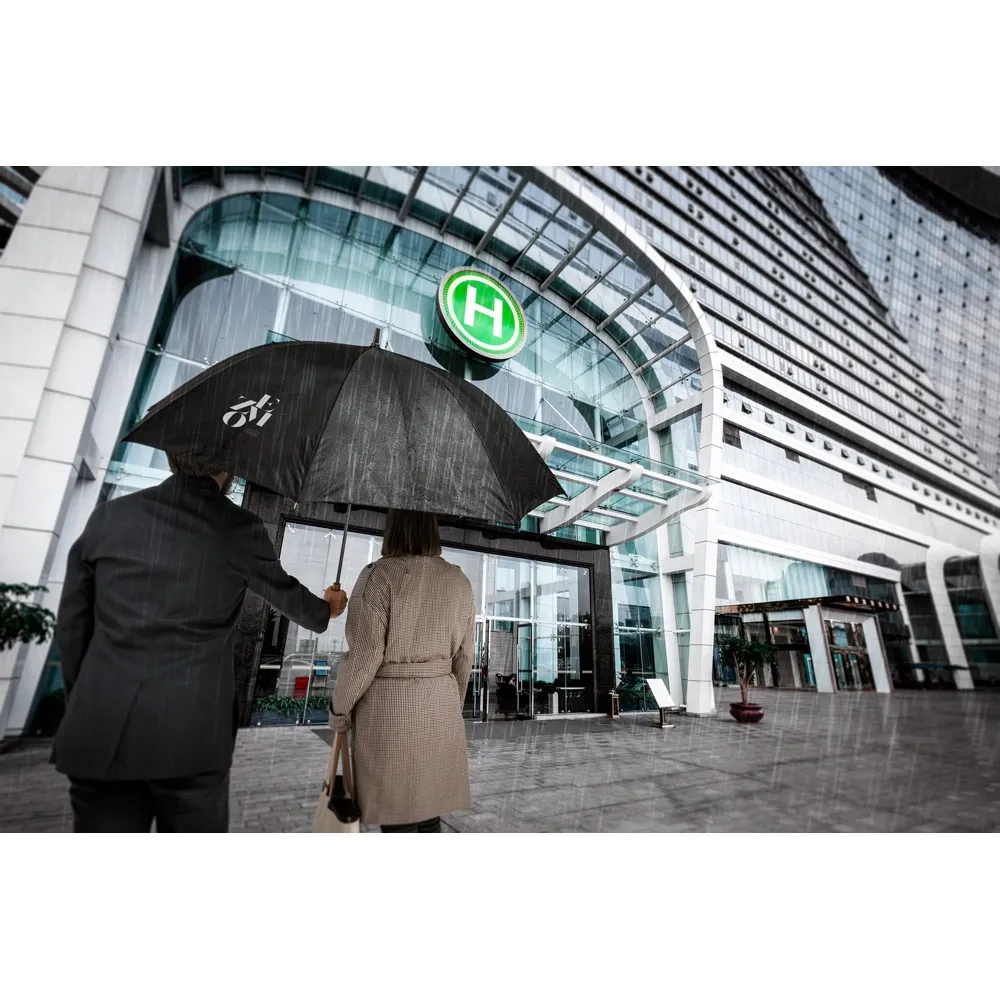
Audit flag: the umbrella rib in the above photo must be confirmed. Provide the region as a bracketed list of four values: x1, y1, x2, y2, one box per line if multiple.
[385, 354, 417, 506]
[422, 366, 520, 523]
[299, 346, 367, 503]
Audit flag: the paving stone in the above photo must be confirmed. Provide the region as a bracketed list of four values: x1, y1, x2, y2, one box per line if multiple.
[2, 690, 999, 833]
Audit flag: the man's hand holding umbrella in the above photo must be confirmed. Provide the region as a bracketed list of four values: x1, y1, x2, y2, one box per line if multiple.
[324, 584, 348, 619]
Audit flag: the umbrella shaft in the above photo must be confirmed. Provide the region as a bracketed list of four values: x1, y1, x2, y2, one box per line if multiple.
[335, 504, 352, 586]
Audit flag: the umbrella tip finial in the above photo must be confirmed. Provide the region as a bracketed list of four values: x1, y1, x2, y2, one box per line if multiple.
[371, 328, 382, 349]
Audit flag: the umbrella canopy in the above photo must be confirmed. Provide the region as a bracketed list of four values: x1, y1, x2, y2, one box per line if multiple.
[124, 339, 563, 526]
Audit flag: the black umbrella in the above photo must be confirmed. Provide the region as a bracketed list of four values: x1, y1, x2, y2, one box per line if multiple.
[124, 333, 563, 580]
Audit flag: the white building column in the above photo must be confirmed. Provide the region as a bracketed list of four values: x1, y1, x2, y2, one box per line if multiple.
[656, 556, 684, 700]
[978, 534, 1000, 639]
[860, 617, 892, 693]
[803, 604, 836, 693]
[925, 542, 974, 690]
[0, 167, 160, 737]
[687, 490, 720, 714]
[683, 309, 725, 715]
[528, 166, 728, 716]
[894, 580, 922, 666]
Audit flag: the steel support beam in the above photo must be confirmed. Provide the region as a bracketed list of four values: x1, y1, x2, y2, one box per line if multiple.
[570, 252, 626, 310]
[616, 303, 674, 349]
[510, 201, 562, 271]
[539, 225, 596, 292]
[399, 166, 427, 221]
[597, 278, 655, 332]
[532, 435, 558, 461]
[635, 332, 693, 375]
[541, 464, 644, 534]
[475, 176, 528, 254]
[606, 485, 711, 546]
[648, 392, 702, 431]
[441, 167, 479, 233]
[355, 166, 371, 203]
[303, 166, 317, 193]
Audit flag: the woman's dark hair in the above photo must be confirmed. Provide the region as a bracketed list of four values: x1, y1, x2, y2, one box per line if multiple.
[381, 509, 442, 558]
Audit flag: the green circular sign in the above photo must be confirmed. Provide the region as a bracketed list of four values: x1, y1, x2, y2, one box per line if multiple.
[437, 267, 527, 362]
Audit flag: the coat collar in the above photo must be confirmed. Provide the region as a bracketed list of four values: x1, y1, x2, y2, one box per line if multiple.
[171, 473, 225, 495]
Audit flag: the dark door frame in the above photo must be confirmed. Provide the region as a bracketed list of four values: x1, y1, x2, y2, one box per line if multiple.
[233, 485, 615, 727]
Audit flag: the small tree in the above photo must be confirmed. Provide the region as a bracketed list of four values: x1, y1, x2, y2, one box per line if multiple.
[0, 584, 56, 654]
[717, 634, 775, 705]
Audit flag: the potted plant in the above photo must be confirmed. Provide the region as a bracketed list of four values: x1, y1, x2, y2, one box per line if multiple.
[251, 693, 333, 726]
[0, 583, 57, 752]
[717, 634, 774, 724]
[616, 669, 651, 712]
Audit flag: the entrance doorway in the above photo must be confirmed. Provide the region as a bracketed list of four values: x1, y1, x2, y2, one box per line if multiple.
[246, 521, 594, 726]
[715, 611, 817, 690]
[826, 620, 876, 691]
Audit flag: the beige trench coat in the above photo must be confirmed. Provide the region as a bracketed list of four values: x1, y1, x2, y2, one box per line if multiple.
[330, 555, 476, 826]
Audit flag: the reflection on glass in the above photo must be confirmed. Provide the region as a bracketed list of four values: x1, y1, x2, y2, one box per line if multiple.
[826, 620, 875, 691]
[485, 556, 532, 620]
[535, 561, 590, 623]
[250, 523, 376, 727]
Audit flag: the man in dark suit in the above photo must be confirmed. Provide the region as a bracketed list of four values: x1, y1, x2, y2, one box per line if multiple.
[53, 456, 347, 833]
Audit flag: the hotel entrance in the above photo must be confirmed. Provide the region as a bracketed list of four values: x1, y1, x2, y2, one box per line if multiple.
[237, 501, 601, 727]
[715, 595, 898, 694]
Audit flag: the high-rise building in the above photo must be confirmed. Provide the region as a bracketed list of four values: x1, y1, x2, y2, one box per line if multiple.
[805, 166, 1000, 486]
[1, 166, 998, 743]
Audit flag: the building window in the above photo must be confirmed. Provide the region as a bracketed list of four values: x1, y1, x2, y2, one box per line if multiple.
[723, 423, 742, 449]
[843, 473, 877, 502]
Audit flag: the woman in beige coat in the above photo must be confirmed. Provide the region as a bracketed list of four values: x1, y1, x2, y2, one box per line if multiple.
[329, 510, 476, 832]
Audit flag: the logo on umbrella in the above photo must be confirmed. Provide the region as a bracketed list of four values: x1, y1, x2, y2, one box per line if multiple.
[223, 393, 280, 428]
[437, 268, 527, 362]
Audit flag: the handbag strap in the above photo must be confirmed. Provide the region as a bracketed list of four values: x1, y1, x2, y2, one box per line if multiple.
[322, 736, 340, 796]
[334, 731, 356, 800]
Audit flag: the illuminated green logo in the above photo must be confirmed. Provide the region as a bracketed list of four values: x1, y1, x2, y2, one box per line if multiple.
[437, 267, 526, 362]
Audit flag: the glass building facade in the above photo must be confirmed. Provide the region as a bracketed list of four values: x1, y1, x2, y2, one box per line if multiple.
[806, 167, 1000, 488]
[102, 187, 685, 720]
[942, 556, 1000, 686]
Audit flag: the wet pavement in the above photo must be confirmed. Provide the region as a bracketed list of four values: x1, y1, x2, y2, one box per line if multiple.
[2, 689, 998, 832]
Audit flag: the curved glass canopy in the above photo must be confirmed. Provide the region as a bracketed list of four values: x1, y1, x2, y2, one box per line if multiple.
[177, 167, 704, 414]
[129, 168, 712, 545]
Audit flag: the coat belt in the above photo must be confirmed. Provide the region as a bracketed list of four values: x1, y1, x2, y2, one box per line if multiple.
[377, 660, 453, 679]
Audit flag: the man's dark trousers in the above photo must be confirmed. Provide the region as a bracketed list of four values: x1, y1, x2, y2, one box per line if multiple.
[68, 770, 230, 833]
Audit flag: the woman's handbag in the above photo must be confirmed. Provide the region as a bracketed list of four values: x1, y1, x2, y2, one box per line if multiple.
[313, 730, 360, 833]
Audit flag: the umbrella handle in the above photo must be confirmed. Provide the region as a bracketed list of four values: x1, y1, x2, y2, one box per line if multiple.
[334, 504, 352, 586]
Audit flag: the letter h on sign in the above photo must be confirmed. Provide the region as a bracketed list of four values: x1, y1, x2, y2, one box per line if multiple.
[463, 285, 505, 339]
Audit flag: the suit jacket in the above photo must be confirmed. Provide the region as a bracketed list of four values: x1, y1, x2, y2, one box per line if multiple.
[53, 473, 331, 781]
[330, 555, 476, 825]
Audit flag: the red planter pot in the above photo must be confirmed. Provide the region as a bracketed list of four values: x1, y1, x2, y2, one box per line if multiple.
[730, 701, 765, 724]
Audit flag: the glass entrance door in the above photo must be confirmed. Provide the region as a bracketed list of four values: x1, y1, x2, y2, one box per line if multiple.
[534, 623, 590, 714]
[462, 618, 536, 720]
[251, 521, 595, 726]
[484, 618, 533, 720]
[250, 524, 375, 727]
[463, 620, 487, 721]
[827, 620, 876, 691]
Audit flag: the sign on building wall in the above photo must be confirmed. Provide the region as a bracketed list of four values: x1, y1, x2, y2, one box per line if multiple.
[437, 267, 527, 362]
